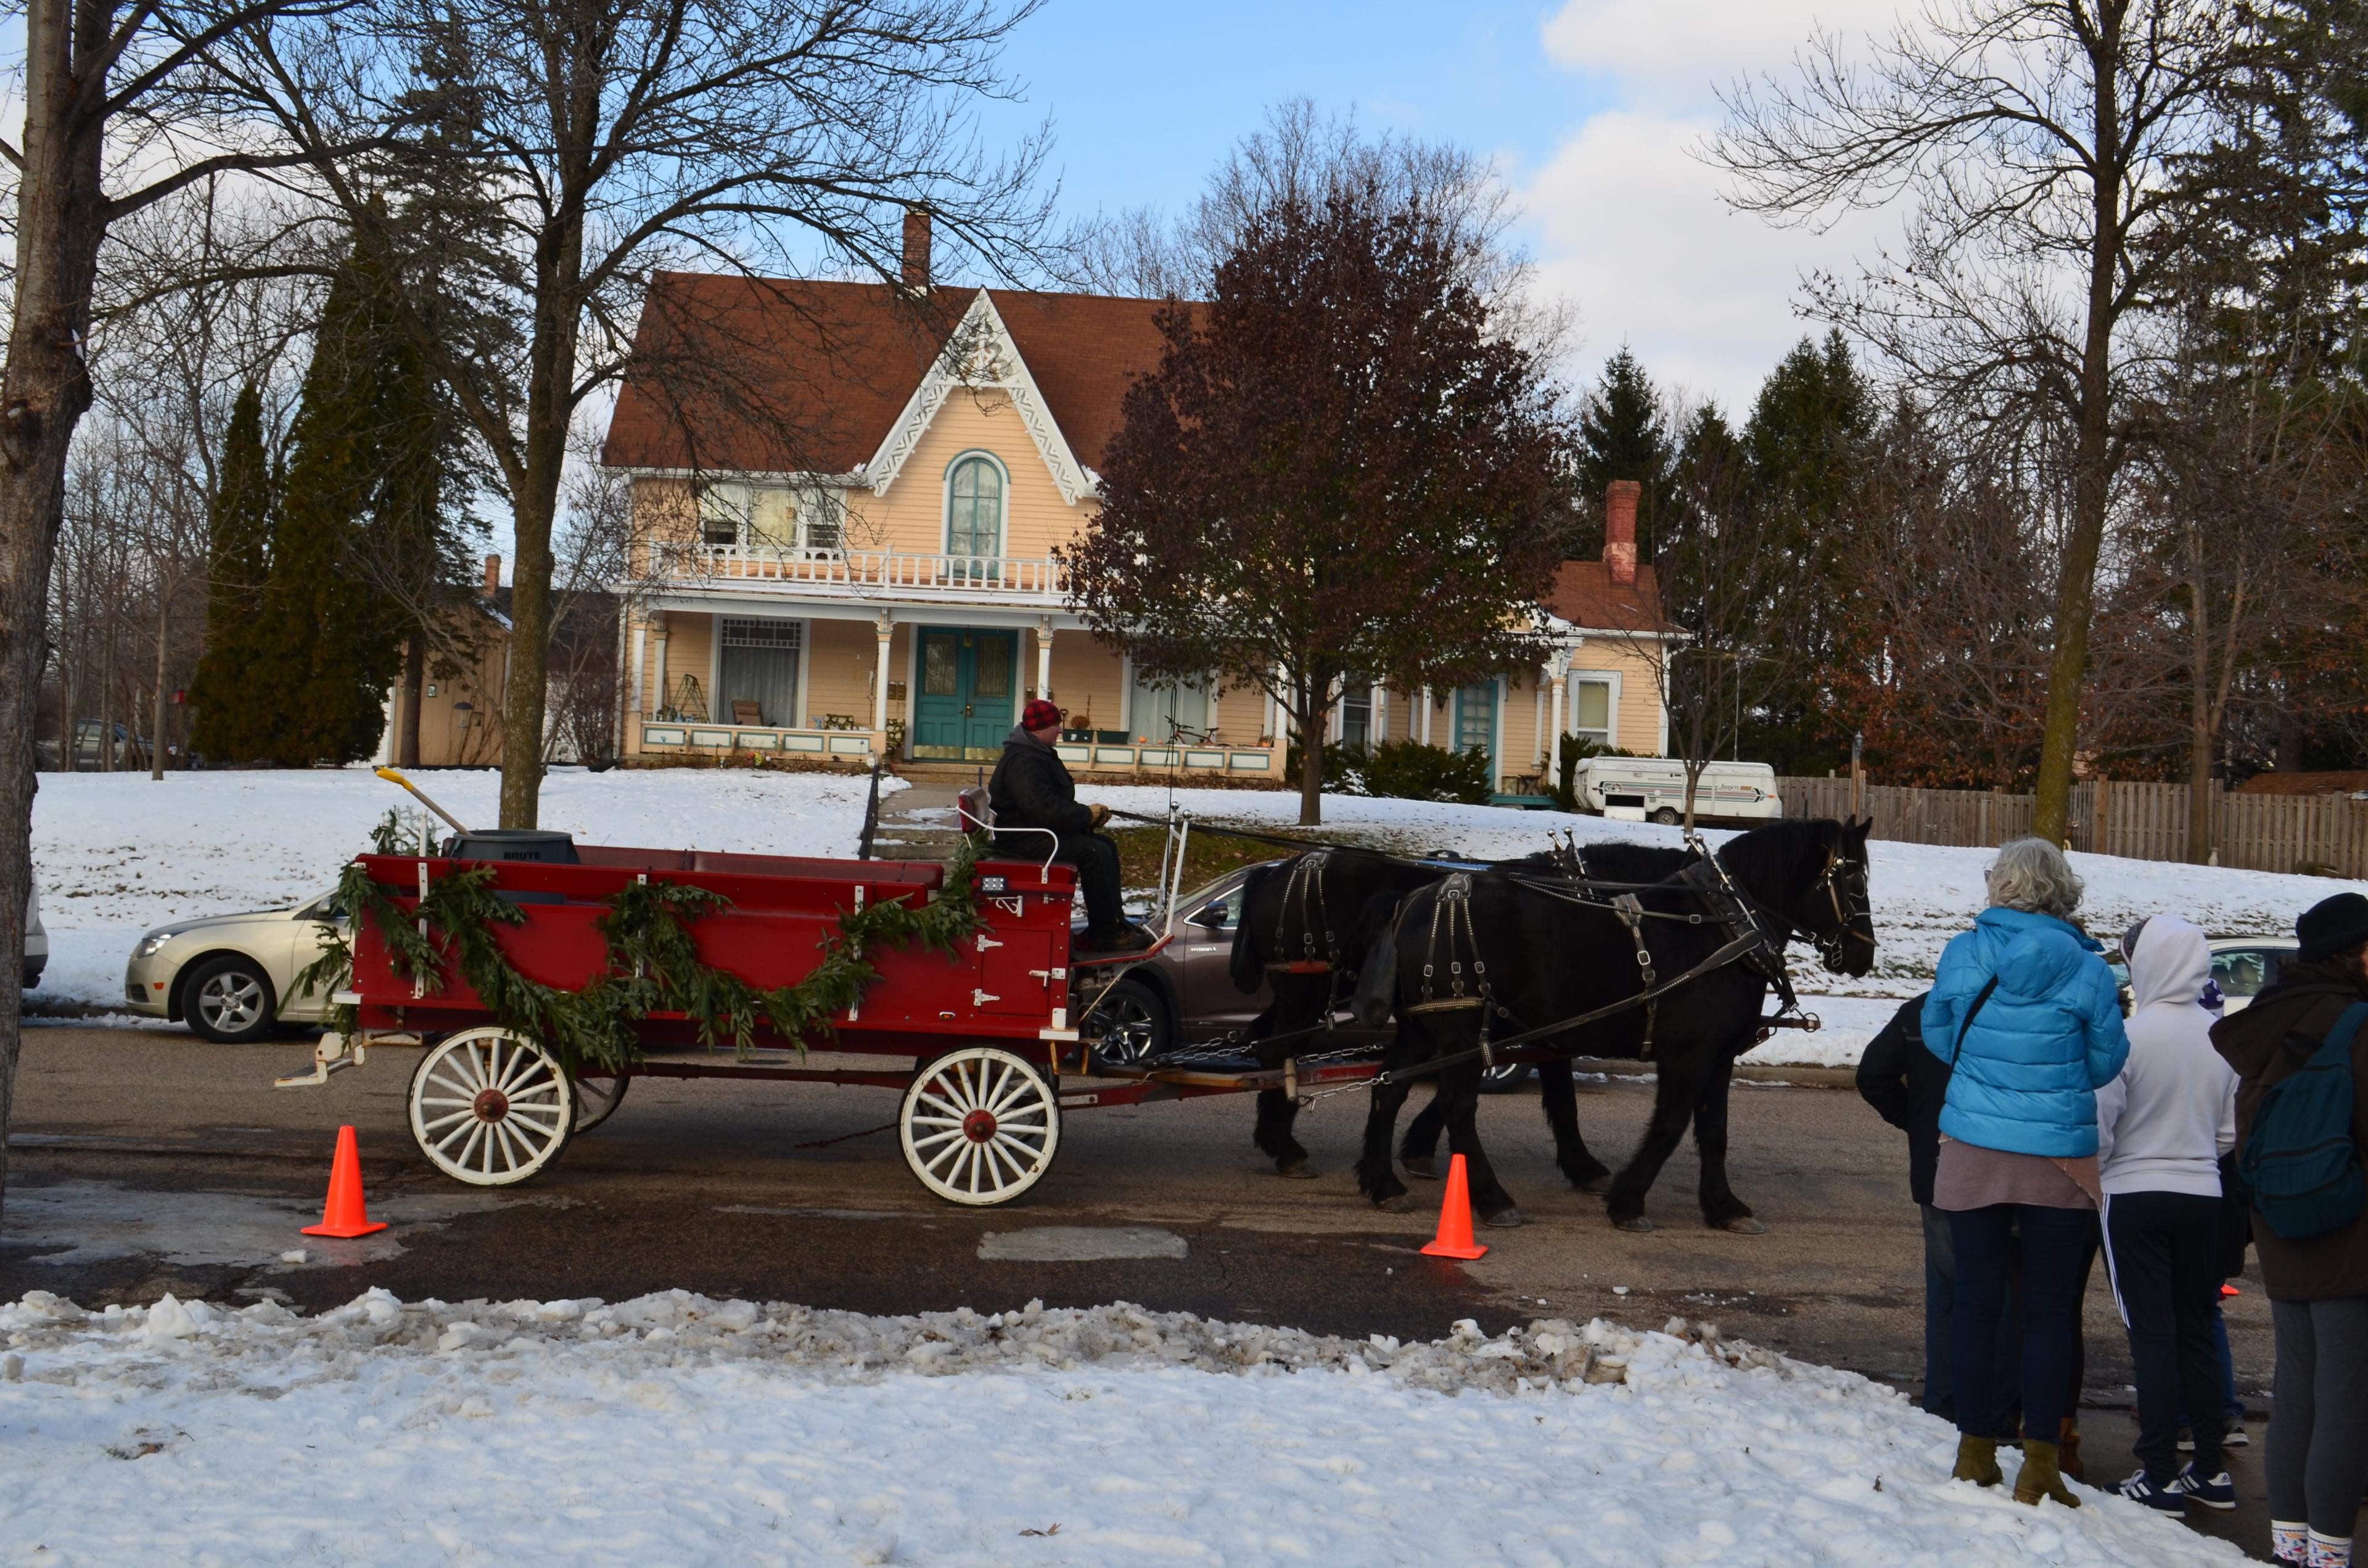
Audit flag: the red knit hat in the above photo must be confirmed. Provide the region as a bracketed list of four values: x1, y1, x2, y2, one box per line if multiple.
[1021, 698, 1063, 732]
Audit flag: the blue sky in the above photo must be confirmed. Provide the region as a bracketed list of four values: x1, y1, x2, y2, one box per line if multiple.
[990, 0, 1908, 414]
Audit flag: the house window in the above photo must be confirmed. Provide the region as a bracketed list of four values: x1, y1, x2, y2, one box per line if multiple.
[699, 481, 748, 546]
[947, 454, 1003, 578]
[718, 617, 801, 727]
[1128, 670, 1211, 742]
[799, 488, 844, 552]
[1571, 678, 1614, 749]
[1338, 684, 1373, 750]
[1453, 682, 1496, 757]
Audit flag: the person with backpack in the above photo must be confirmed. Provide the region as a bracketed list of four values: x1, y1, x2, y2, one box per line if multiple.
[1923, 837, 2129, 1508]
[1856, 992, 2020, 1426]
[2214, 891, 2368, 1568]
[2095, 915, 2239, 1514]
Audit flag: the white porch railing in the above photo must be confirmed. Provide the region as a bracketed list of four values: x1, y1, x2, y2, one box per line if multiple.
[645, 541, 1067, 601]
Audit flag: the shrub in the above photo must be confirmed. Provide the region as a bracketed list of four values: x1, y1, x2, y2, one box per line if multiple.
[1365, 739, 1492, 804]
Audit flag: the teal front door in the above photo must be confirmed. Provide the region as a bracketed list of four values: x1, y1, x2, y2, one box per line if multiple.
[912, 628, 1018, 760]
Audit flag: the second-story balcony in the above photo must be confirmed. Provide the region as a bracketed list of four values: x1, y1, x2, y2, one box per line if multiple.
[642, 541, 1069, 607]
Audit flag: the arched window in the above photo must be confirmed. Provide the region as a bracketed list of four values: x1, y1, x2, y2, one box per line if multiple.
[946, 454, 1004, 562]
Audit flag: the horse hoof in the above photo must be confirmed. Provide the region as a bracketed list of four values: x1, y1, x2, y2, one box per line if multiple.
[1375, 1194, 1417, 1213]
[1718, 1215, 1769, 1235]
[1481, 1206, 1525, 1229]
[1277, 1160, 1318, 1180]
[1402, 1155, 1441, 1180]
[1611, 1214, 1655, 1233]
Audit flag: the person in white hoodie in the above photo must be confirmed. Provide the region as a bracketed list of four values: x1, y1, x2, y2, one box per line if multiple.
[2098, 914, 2240, 1513]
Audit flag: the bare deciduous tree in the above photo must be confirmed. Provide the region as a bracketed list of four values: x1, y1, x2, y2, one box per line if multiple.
[1711, 0, 2245, 840]
[234, 0, 1059, 826]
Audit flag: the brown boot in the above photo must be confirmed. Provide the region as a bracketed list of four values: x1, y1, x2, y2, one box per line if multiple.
[1952, 1435, 2002, 1487]
[2056, 1416, 2085, 1481]
[2013, 1439, 2080, 1507]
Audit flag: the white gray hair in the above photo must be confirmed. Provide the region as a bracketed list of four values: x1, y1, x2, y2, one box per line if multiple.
[1986, 837, 2084, 920]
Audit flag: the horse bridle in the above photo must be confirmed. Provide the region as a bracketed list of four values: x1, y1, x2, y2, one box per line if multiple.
[1798, 844, 1875, 969]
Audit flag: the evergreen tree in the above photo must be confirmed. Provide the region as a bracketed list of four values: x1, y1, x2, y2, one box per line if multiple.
[1739, 331, 1877, 772]
[187, 384, 279, 762]
[247, 251, 415, 765]
[1574, 348, 1675, 558]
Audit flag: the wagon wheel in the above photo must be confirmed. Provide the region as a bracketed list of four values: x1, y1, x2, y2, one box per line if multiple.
[407, 1027, 574, 1186]
[898, 1046, 1061, 1206]
[572, 1072, 630, 1133]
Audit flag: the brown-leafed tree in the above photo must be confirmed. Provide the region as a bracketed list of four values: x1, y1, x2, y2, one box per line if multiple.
[1064, 174, 1579, 826]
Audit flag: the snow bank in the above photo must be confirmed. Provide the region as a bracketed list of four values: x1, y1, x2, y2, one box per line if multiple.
[0, 1288, 2240, 1566]
[28, 766, 895, 1010]
[1082, 785, 2365, 1067]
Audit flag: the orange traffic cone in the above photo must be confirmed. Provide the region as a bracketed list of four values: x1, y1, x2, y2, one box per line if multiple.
[1420, 1152, 1489, 1260]
[302, 1125, 388, 1238]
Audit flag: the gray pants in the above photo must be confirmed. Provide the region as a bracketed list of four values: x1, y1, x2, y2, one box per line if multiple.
[2267, 1295, 2368, 1537]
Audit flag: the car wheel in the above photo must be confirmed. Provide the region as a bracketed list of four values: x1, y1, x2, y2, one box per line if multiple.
[183, 954, 279, 1043]
[1478, 1061, 1532, 1094]
[1651, 807, 1682, 826]
[1087, 977, 1173, 1070]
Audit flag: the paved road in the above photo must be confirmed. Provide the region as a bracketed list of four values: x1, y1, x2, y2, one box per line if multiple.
[3, 1025, 2292, 1558]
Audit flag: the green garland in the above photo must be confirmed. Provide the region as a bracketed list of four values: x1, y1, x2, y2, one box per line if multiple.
[294, 835, 987, 1074]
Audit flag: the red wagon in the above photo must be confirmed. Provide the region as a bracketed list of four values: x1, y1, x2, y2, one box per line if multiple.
[288, 805, 1388, 1207]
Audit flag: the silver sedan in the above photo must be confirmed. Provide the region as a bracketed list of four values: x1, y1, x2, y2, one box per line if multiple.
[123, 893, 345, 1042]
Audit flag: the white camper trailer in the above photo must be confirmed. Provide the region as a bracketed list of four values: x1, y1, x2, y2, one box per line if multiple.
[1570, 757, 1782, 825]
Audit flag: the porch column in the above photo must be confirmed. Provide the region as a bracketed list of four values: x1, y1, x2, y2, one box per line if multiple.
[1533, 678, 1548, 770]
[647, 612, 668, 720]
[1372, 681, 1387, 744]
[1035, 616, 1054, 700]
[871, 612, 894, 751]
[1418, 686, 1433, 746]
[1548, 670, 1568, 788]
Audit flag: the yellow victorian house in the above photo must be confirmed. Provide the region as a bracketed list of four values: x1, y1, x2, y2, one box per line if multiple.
[601, 221, 1675, 794]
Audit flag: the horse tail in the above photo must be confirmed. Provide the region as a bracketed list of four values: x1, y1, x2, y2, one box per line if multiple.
[1350, 892, 1410, 1028]
[1228, 861, 1280, 996]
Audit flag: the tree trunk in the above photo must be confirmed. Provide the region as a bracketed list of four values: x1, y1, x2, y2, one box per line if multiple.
[150, 581, 171, 780]
[0, 0, 110, 1214]
[2276, 702, 2303, 774]
[2033, 17, 2124, 847]
[2186, 547, 2213, 864]
[1295, 670, 1324, 827]
[398, 636, 424, 768]
[496, 205, 587, 830]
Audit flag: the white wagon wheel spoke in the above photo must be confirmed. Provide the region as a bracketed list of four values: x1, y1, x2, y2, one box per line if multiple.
[898, 1046, 1061, 1207]
[408, 1029, 573, 1188]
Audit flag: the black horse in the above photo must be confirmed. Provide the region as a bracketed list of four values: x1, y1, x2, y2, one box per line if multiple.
[1227, 848, 1450, 1176]
[1354, 817, 1874, 1231]
[1397, 838, 1695, 1195]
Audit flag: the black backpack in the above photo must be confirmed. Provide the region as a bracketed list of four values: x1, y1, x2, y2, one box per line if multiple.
[2240, 1002, 2367, 1242]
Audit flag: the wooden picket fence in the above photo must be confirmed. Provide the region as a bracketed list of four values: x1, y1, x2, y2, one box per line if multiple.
[1779, 776, 2368, 880]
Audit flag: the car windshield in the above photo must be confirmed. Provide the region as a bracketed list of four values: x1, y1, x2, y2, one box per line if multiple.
[2106, 946, 2286, 1000]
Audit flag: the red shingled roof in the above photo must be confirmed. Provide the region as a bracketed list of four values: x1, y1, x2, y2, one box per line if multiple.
[1547, 559, 1677, 636]
[600, 273, 1180, 475]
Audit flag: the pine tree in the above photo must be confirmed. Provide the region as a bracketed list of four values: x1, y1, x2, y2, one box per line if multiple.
[248, 252, 412, 765]
[1574, 348, 1675, 558]
[187, 384, 279, 762]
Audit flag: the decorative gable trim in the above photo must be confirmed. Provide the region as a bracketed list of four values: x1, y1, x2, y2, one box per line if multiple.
[863, 289, 1095, 506]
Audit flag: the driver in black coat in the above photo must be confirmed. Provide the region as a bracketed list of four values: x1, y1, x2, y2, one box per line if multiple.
[988, 699, 1151, 953]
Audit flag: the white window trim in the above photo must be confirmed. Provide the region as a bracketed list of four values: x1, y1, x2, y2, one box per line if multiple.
[708, 614, 812, 729]
[1566, 668, 1622, 752]
[942, 449, 1011, 560]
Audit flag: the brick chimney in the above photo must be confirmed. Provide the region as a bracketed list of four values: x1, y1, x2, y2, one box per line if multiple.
[901, 208, 932, 290]
[483, 554, 501, 597]
[1603, 480, 1639, 586]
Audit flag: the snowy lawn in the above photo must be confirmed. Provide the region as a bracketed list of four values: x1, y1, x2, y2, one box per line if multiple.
[1077, 786, 2366, 1067]
[28, 766, 895, 1012]
[0, 1288, 2242, 1568]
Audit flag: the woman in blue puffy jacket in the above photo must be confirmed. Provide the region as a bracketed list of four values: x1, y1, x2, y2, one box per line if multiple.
[1922, 836, 2129, 1506]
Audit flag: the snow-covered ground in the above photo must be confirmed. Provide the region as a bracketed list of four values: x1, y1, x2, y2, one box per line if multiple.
[0, 1287, 2242, 1567]
[1076, 786, 2364, 1067]
[27, 766, 896, 1013]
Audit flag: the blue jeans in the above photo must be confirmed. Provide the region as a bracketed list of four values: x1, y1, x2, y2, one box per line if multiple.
[1922, 1204, 2021, 1424]
[1948, 1204, 2095, 1442]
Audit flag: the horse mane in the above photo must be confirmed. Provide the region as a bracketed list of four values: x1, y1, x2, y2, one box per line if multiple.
[1714, 818, 1838, 900]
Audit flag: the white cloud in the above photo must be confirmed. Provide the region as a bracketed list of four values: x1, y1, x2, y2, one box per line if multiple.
[1522, 1, 1911, 411]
